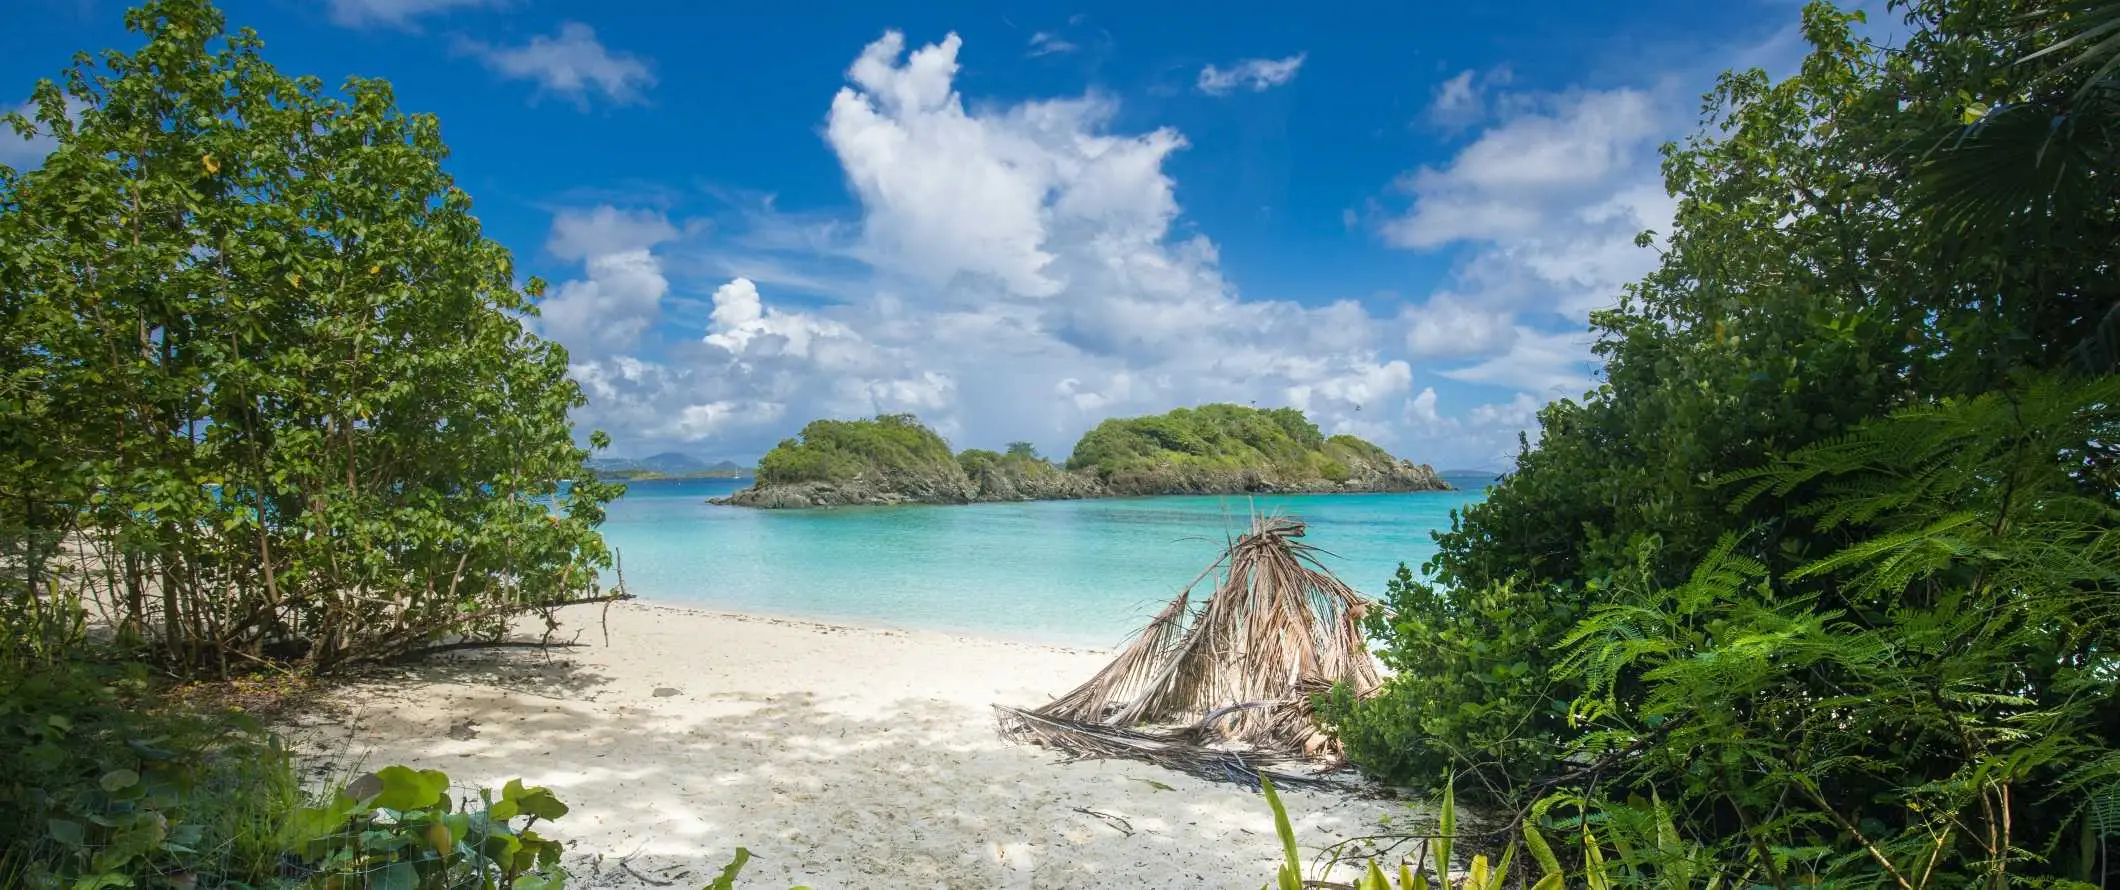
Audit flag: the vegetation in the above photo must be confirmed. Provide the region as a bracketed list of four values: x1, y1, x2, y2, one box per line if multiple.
[1321, 0, 2120, 887]
[729, 405, 1443, 507]
[0, 1, 622, 885]
[1066, 404, 1438, 493]
[0, 0, 623, 676]
[754, 414, 962, 487]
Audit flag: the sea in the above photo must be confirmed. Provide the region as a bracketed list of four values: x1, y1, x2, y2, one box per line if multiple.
[595, 473, 1497, 648]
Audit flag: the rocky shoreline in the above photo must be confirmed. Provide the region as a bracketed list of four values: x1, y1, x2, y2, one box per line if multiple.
[709, 461, 1450, 509]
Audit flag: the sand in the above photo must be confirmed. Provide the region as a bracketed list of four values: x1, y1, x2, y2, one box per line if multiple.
[285, 601, 1415, 889]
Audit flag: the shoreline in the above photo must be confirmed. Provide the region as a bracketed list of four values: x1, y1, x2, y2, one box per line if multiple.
[285, 600, 1412, 889]
[710, 477, 1453, 510]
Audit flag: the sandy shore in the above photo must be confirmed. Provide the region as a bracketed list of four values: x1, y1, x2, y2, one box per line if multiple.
[285, 601, 1413, 889]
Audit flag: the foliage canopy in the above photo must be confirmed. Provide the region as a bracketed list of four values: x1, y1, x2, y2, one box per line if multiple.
[0, 0, 621, 675]
[1326, 0, 2120, 886]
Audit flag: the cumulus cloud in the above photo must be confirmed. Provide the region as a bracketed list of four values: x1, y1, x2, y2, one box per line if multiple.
[1386, 88, 1660, 249]
[468, 22, 655, 107]
[1371, 79, 1673, 451]
[1402, 295, 1517, 359]
[1438, 326, 1599, 398]
[328, 0, 491, 28]
[564, 32, 1445, 461]
[535, 207, 677, 356]
[1197, 54, 1307, 95]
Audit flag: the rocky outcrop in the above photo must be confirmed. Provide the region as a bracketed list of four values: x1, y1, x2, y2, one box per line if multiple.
[710, 468, 978, 508]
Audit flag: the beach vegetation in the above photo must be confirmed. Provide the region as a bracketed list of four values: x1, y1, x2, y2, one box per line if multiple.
[755, 414, 961, 486]
[0, 1, 617, 885]
[0, 0, 623, 677]
[1322, 0, 2120, 886]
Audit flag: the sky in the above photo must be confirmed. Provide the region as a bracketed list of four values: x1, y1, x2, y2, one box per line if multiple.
[1, 0, 1876, 471]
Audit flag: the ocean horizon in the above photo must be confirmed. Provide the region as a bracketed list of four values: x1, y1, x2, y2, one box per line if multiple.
[595, 473, 1496, 647]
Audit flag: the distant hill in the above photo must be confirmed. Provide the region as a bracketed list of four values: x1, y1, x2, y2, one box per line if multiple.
[713, 405, 1448, 509]
[588, 453, 751, 480]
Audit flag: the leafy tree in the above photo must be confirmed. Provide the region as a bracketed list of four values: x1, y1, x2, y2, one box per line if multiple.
[1333, 0, 2120, 793]
[0, 0, 621, 675]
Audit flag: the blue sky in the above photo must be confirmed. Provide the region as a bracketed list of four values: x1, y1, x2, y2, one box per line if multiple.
[3, 0, 1864, 470]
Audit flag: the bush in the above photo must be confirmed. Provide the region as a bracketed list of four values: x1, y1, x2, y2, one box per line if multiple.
[0, 652, 586, 889]
[1319, 566, 1583, 794]
[0, 657, 299, 887]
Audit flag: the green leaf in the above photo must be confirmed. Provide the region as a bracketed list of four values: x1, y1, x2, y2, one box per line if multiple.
[1261, 776, 1303, 883]
[1357, 861, 1390, 890]
[98, 769, 139, 792]
[369, 765, 449, 811]
[1522, 823, 1561, 878]
[705, 847, 751, 890]
[371, 861, 417, 890]
[47, 818, 86, 846]
[500, 778, 569, 821]
[1435, 778, 1454, 883]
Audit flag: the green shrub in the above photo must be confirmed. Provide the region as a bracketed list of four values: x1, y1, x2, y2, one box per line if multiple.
[287, 769, 573, 889]
[0, 657, 300, 888]
[1318, 566, 1583, 794]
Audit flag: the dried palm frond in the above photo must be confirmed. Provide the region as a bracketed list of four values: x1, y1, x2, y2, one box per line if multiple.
[999, 513, 1382, 781]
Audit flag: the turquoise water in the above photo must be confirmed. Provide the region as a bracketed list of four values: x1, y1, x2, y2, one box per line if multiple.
[597, 475, 1493, 647]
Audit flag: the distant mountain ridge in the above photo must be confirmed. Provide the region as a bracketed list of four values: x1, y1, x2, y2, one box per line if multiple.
[588, 452, 750, 480]
[712, 405, 1449, 509]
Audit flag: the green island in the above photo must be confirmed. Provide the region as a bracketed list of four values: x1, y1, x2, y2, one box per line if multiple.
[710, 405, 1448, 508]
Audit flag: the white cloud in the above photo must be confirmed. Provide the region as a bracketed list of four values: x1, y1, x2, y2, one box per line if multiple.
[1438, 326, 1599, 398]
[536, 207, 677, 357]
[1197, 54, 1307, 95]
[703, 277, 856, 362]
[1027, 32, 1078, 57]
[328, 0, 491, 28]
[1432, 71, 1479, 119]
[469, 22, 654, 107]
[1386, 88, 1660, 249]
[1402, 295, 1517, 358]
[1470, 392, 1542, 429]
[0, 103, 58, 170]
[565, 32, 1446, 461]
[1406, 387, 1442, 427]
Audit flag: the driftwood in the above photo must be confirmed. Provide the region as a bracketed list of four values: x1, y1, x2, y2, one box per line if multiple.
[998, 514, 1381, 784]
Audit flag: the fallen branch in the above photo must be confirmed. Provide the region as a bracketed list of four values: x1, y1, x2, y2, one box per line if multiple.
[1074, 807, 1135, 836]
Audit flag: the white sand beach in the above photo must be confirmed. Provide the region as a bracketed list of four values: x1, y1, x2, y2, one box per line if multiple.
[287, 601, 1412, 889]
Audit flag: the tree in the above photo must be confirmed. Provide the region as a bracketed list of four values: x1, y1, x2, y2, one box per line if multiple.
[1331, 0, 2118, 793]
[0, 0, 622, 675]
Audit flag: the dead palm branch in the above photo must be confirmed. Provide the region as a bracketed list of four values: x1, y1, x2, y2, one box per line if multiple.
[997, 514, 1381, 780]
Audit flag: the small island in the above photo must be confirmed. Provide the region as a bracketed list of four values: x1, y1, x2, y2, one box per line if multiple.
[711, 404, 1449, 508]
